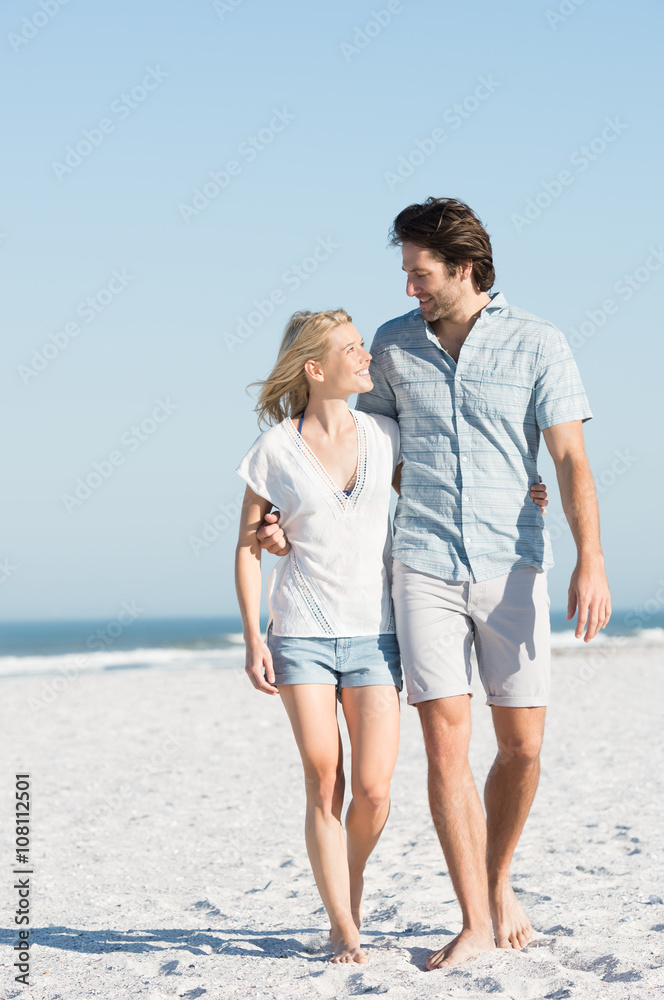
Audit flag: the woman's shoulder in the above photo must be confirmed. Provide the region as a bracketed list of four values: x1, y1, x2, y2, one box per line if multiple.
[356, 410, 400, 462]
[237, 419, 290, 465]
[356, 410, 400, 437]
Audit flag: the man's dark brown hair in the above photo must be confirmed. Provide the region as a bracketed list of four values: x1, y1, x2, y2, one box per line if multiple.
[389, 197, 495, 292]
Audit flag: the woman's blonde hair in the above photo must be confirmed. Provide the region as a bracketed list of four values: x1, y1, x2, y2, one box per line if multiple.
[251, 309, 352, 427]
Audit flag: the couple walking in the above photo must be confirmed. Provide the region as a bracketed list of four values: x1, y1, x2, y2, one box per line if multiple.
[235, 198, 610, 968]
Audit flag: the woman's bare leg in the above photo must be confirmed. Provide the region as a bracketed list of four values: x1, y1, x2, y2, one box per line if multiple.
[341, 685, 401, 929]
[279, 683, 367, 963]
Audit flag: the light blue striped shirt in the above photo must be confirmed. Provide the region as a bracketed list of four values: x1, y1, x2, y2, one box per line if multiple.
[356, 291, 592, 582]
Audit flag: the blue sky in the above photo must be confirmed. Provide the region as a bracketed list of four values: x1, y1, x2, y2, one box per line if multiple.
[2, 0, 662, 621]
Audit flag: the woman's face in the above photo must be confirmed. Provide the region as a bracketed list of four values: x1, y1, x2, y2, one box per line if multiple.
[309, 323, 373, 396]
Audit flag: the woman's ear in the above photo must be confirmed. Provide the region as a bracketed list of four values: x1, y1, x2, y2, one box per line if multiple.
[304, 359, 324, 382]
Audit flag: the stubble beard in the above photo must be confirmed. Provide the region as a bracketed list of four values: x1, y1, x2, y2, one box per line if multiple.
[421, 285, 462, 324]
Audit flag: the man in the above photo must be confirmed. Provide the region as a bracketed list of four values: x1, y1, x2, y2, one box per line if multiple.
[258, 197, 611, 969]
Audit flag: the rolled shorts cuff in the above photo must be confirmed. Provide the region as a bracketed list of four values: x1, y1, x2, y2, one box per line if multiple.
[406, 685, 473, 707]
[339, 671, 403, 691]
[485, 695, 549, 708]
[272, 669, 337, 687]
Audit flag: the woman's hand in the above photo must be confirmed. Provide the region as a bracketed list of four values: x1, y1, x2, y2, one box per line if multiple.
[529, 475, 549, 513]
[245, 637, 279, 695]
[257, 511, 290, 556]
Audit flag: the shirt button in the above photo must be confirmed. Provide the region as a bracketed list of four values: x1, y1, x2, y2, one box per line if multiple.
[461, 456, 468, 462]
[464, 495, 471, 502]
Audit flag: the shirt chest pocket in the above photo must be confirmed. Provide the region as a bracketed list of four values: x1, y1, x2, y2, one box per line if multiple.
[391, 373, 455, 419]
[458, 367, 534, 419]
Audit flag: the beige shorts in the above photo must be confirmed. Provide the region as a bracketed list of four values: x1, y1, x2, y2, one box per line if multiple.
[392, 559, 551, 708]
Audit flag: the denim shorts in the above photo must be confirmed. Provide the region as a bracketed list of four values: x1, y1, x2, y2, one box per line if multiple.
[267, 626, 402, 693]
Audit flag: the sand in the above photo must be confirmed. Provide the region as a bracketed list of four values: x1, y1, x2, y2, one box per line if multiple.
[1, 641, 663, 999]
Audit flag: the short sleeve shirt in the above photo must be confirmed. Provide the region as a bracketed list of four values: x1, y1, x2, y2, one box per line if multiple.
[236, 410, 401, 637]
[356, 292, 592, 581]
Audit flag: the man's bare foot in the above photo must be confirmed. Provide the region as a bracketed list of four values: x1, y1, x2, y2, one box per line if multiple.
[350, 872, 363, 930]
[329, 923, 368, 964]
[426, 925, 495, 970]
[489, 881, 533, 949]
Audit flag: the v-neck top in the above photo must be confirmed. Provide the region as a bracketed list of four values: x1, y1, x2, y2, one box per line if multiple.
[293, 409, 359, 498]
[236, 410, 400, 637]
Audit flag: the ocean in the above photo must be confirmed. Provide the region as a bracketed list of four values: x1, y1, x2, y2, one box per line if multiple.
[0, 611, 662, 681]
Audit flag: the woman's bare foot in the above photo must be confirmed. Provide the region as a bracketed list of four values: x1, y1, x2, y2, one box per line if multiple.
[329, 922, 368, 964]
[350, 872, 363, 930]
[426, 925, 495, 970]
[489, 880, 533, 949]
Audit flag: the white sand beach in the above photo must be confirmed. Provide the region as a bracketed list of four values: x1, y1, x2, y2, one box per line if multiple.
[1, 639, 663, 999]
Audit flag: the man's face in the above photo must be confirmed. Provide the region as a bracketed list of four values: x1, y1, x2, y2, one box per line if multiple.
[401, 242, 463, 323]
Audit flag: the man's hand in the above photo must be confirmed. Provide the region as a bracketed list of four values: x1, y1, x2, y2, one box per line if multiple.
[568, 556, 612, 642]
[257, 511, 290, 556]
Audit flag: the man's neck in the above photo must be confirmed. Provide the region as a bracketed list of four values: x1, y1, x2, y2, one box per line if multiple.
[429, 291, 492, 361]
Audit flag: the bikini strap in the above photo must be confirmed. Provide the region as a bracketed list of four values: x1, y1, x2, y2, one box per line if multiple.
[298, 410, 305, 435]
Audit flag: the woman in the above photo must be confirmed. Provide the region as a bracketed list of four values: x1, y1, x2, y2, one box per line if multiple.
[235, 309, 546, 964]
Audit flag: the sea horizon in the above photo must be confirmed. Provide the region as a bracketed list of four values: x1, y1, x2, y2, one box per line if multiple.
[0, 610, 662, 664]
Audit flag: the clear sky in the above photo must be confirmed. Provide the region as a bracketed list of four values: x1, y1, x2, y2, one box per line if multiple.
[3, 0, 662, 622]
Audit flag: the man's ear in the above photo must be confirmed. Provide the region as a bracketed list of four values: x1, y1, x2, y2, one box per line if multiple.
[458, 260, 474, 282]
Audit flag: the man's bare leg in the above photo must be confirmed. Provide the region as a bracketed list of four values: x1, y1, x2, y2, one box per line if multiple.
[418, 695, 495, 970]
[484, 706, 546, 949]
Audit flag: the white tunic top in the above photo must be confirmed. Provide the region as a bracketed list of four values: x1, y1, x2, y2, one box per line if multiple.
[236, 410, 400, 637]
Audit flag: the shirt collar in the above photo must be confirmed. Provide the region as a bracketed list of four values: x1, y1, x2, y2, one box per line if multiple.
[419, 290, 508, 327]
[482, 290, 508, 314]
[421, 290, 508, 347]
